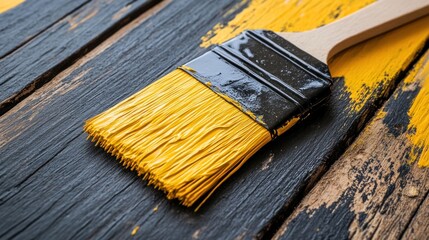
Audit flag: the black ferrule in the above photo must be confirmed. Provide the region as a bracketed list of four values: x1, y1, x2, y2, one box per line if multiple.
[181, 30, 332, 133]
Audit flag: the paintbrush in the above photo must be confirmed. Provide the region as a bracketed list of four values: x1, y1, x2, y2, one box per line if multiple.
[84, 0, 429, 209]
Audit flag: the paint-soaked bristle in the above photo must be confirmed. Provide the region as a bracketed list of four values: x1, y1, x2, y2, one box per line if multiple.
[84, 69, 271, 208]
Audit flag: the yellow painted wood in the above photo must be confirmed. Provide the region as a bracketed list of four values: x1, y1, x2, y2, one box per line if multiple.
[278, 0, 429, 63]
[274, 52, 429, 239]
[201, 0, 429, 167]
[404, 55, 429, 167]
[0, 0, 24, 13]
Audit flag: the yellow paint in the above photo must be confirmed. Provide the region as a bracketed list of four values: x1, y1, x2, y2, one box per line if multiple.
[331, 17, 429, 111]
[276, 117, 300, 136]
[374, 109, 387, 121]
[201, 0, 429, 112]
[131, 226, 139, 236]
[0, 0, 25, 13]
[406, 54, 429, 167]
[201, 0, 374, 48]
[84, 70, 271, 208]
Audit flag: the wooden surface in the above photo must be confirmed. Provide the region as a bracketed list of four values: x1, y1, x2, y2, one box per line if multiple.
[0, 0, 88, 57]
[274, 51, 429, 239]
[0, 0, 428, 239]
[0, 0, 159, 114]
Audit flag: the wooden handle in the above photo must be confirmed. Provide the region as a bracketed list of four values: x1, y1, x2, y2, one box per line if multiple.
[279, 0, 429, 63]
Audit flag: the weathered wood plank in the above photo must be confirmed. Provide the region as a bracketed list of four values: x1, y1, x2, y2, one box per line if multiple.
[0, 0, 89, 58]
[0, 0, 428, 239]
[274, 52, 429, 240]
[0, 0, 160, 115]
[402, 192, 429, 239]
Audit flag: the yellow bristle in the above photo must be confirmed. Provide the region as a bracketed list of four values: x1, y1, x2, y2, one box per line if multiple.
[84, 69, 272, 208]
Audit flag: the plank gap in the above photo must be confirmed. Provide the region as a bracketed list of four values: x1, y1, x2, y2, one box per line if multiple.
[0, 0, 92, 60]
[0, 0, 163, 116]
[398, 190, 429, 239]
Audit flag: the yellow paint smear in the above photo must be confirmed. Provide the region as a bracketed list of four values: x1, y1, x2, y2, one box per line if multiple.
[276, 117, 300, 136]
[406, 54, 429, 167]
[201, 0, 429, 112]
[0, 0, 25, 13]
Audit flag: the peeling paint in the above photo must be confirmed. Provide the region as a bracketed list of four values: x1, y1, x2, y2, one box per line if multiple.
[406, 55, 429, 167]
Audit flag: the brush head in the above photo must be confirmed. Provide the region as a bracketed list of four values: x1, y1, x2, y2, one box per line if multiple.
[84, 30, 333, 209]
[84, 70, 272, 209]
[182, 30, 332, 136]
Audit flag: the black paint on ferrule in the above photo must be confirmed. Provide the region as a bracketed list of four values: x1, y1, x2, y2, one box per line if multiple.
[181, 30, 332, 132]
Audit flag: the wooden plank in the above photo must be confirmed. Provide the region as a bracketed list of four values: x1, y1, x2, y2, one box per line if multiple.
[0, 0, 89, 58]
[0, 0, 160, 115]
[274, 52, 429, 239]
[402, 193, 429, 239]
[0, 0, 428, 239]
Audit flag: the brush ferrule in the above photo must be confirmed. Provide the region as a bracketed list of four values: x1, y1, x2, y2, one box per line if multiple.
[181, 30, 332, 132]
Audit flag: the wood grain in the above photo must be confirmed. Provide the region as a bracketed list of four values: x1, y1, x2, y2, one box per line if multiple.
[0, 0, 160, 115]
[0, 0, 428, 239]
[274, 52, 429, 240]
[402, 192, 429, 239]
[0, 0, 89, 58]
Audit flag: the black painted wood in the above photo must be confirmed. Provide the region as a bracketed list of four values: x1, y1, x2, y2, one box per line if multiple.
[0, 0, 89, 58]
[0, 0, 159, 115]
[276, 52, 429, 239]
[0, 1, 426, 239]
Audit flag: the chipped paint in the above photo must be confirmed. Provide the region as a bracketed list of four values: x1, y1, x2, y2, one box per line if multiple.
[0, 0, 24, 13]
[275, 52, 429, 239]
[131, 226, 139, 236]
[275, 119, 427, 239]
[153, 205, 158, 212]
[261, 152, 274, 170]
[406, 55, 429, 167]
[200, 0, 429, 112]
[192, 226, 206, 239]
[192, 229, 201, 239]
[68, 2, 100, 31]
[331, 17, 429, 112]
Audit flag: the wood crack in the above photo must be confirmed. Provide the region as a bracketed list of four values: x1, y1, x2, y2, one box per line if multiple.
[0, 0, 92, 60]
[0, 130, 83, 207]
[398, 190, 429, 239]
